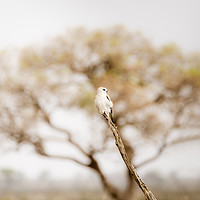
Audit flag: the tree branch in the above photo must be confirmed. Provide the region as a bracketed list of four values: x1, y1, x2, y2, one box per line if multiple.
[135, 143, 166, 168]
[23, 94, 123, 199]
[30, 93, 89, 156]
[136, 100, 199, 169]
[136, 134, 200, 168]
[168, 135, 200, 146]
[107, 119, 157, 200]
[42, 153, 89, 167]
[48, 123, 89, 156]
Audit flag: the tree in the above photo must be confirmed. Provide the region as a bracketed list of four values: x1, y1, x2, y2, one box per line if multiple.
[0, 26, 200, 200]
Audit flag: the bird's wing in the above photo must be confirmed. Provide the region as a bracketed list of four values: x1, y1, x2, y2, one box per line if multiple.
[95, 94, 107, 114]
[106, 95, 110, 101]
[109, 108, 114, 122]
[106, 95, 113, 108]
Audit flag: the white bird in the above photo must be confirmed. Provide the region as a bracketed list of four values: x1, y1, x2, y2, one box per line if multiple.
[94, 87, 114, 122]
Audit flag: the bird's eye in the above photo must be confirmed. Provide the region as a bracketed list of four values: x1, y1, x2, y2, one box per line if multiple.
[103, 89, 106, 91]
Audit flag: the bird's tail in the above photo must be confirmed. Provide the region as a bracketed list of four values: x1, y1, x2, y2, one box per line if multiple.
[102, 112, 114, 123]
[109, 113, 114, 123]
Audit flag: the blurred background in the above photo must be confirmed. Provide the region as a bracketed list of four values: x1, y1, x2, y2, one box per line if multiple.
[0, 1, 200, 200]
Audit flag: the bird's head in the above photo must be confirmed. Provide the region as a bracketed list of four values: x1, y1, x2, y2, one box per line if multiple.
[97, 87, 108, 94]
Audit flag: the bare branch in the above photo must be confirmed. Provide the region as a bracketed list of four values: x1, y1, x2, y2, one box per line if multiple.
[107, 119, 157, 200]
[136, 134, 200, 168]
[43, 153, 89, 167]
[168, 135, 200, 146]
[136, 99, 197, 168]
[135, 144, 166, 168]
[49, 123, 89, 156]
[42, 141, 122, 200]
[30, 93, 89, 156]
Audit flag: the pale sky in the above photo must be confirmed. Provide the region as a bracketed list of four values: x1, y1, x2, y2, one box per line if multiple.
[0, 0, 200, 181]
[0, 0, 200, 51]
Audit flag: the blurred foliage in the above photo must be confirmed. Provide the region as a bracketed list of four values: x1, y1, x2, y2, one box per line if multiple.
[0, 169, 15, 178]
[0, 26, 200, 200]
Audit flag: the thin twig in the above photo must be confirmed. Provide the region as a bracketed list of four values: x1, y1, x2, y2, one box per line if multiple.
[136, 134, 200, 168]
[31, 93, 89, 156]
[44, 154, 88, 166]
[107, 119, 157, 200]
